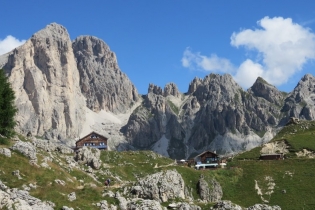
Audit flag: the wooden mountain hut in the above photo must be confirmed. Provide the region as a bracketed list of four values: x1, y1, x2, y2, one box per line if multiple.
[194, 150, 219, 164]
[75, 132, 108, 150]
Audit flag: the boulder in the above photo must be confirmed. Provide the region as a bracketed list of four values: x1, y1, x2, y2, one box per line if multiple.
[33, 139, 73, 154]
[0, 148, 11, 157]
[126, 199, 164, 210]
[197, 175, 223, 202]
[213, 200, 243, 210]
[11, 141, 37, 163]
[0, 180, 55, 210]
[62, 206, 74, 210]
[74, 146, 101, 169]
[247, 204, 281, 210]
[68, 192, 76, 201]
[95, 200, 117, 210]
[131, 169, 186, 202]
[168, 202, 201, 210]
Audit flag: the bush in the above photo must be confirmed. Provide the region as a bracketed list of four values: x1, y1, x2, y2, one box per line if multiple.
[0, 137, 9, 145]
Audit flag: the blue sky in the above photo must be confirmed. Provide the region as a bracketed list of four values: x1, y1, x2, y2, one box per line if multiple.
[1, 1, 315, 94]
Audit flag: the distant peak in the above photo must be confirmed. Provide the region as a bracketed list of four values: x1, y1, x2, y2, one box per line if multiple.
[148, 83, 163, 95]
[256, 77, 270, 85]
[32, 22, 69, 40]
[301, 74, 315, 81]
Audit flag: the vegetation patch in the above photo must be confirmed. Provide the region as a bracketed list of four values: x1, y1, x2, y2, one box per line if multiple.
[167, 100, 179, 115]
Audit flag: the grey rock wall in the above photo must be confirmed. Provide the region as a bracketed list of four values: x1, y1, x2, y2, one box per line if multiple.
[72, 36, 139, 113]
[0, 23, 86, 140]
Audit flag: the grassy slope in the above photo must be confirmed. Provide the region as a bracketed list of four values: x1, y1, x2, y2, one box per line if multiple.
[0, 147, 103, 209]
[224, 120, 315, 210]
[1, 121, 315, 209]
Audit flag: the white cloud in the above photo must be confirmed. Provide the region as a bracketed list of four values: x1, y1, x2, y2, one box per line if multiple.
[181, 48, 235, 74]
[182, 16, 315, 89]
[0, 35, 26, 55]
[234, 59, 264, 88]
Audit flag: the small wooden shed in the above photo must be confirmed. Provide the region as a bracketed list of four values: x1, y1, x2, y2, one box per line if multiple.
[75, 132, 108, 150]
[260, 153, 284, 160]
[194, 150, 219, 164]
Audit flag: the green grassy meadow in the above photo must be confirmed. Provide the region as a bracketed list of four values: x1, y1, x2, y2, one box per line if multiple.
[1, 120, 315, 209]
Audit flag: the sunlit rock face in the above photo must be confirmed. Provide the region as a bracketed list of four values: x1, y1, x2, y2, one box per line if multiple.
[2, 22, 315, 159]
[0, 23, 86, 140]
[281, 74, 315, 123]
[122, 74, 284, 157]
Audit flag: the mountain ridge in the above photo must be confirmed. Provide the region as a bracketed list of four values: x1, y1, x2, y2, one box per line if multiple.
[1, 23, 315, 158]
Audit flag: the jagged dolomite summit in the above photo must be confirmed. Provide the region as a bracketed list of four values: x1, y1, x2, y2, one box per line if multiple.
[1, 22, 315, 159]
[72, 35, 139, 113]
[1, 23, 86, 140]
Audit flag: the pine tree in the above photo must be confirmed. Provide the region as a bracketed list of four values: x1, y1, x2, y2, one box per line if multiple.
[0, 69, 17, 138]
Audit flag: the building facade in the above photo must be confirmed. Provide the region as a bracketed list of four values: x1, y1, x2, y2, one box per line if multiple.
[75, 132, 108, 150]
[194, 151, 219, 164]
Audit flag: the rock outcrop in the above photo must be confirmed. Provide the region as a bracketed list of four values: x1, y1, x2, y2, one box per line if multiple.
[0, 23, 86, 140]
[11, 141, 37, 163]
[131, 169, 186, 202]
[32, 138, 73, 154]
[213, 200, 282, 210]
[72, 36, 139, 113]
[260, 141, 289, 155]
[0, 148, 11, 157]
[281, 74, 315, 123]
[126, 199, 164, 210]
[197, 175, 223, 202]
[247, 204, 281, 210]
[213, 200, 243, 210]
[74, 146, 102, 169]
[0, 180, 54, 210]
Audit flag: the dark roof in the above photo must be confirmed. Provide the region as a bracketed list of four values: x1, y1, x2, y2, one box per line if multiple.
[194, 150, 218, 158]
[76, 131, 108, 144]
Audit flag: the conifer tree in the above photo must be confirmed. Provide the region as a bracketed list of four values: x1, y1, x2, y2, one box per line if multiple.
[0, 69, 17, 137]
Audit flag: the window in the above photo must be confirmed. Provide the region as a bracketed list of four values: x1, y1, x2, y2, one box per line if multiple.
[91, 134, 98, 139]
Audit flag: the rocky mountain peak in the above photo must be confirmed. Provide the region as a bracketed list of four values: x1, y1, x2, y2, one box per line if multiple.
[148, 83, 163, 95]
[0, 22, 86, 140]
[296, 74, 315, 89]
[31, 23, 69, 40]
[164, 83, 180, 97]
[73, 36, 114, 60]
[188, 77, 202, 94]
[73, 35, 139, 113]
[281, 74, 315, 121]
[192, 74, 242, 104]
[248, 76, 284, 106]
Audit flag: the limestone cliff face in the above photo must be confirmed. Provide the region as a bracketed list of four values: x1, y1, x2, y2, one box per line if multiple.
[123, 83, 185, 158]
[2, 22, 315, 159]
[281, 74, 315, 122]
[123, 74, 286, 157]
[187, 74, 282, 154]
[0, 23, 86, 139]
[72, 36, 139, 113]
